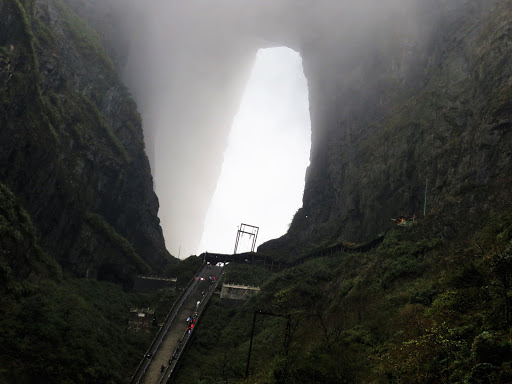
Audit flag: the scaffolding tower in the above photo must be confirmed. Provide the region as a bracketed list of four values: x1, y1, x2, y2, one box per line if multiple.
[234, 223, 259, 254]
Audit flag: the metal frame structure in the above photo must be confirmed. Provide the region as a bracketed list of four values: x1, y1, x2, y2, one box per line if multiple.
[234, 223, 259, 254]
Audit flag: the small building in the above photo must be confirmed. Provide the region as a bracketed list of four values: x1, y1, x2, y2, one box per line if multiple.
[133, 275, 177, 292]
[220, 283, 260, 300]
[128, 308, 156, 332]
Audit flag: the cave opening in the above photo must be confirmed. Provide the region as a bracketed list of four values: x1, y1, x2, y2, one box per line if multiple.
[197, 47, 311, 255]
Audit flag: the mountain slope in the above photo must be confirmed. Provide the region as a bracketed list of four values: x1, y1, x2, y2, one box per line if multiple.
[0, 0, 173, 286]
[261, 0, 512, 258]
[175, 208, 512, 383]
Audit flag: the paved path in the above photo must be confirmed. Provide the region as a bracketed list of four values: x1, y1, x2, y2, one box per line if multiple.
[131, 265, 222, 384]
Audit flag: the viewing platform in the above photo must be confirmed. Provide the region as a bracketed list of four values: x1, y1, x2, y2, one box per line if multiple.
[220, 283, 261, 300]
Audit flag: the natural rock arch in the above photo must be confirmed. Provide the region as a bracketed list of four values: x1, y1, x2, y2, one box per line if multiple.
[115, 0, 511, 257]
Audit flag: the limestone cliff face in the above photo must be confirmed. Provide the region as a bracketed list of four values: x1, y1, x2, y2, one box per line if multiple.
[0, 0, 173, 286]
[260, 0, 512, 256]
[4, 0, 510, 269]
[98, 0, 511, 260]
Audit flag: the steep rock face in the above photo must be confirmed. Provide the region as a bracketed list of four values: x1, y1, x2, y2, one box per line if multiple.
[0, 0, 173, 285]
[0, 182, 62, 293]
[261, 0, 512, 256]
[9, 0, 510, 265]
[91, 0, 512, 260]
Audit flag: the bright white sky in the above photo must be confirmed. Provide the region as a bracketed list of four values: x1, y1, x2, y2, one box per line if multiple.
[197, 47, 311, 255]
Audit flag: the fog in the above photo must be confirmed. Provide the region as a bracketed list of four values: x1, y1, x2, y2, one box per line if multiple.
[198, 47, 310, 255]
[104, 0, 446, 257]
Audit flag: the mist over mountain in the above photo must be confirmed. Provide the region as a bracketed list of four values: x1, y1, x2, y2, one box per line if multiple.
[79, 0, 509, 259]
[74, 0, 434, 257]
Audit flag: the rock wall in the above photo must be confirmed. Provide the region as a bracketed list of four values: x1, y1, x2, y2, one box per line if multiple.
[0, 0, 173, 287]
[260, 0, 512, 256]
[106, 0, 512, 259]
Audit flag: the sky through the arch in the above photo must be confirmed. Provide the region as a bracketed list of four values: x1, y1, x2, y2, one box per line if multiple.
[197, 47, 311, 255]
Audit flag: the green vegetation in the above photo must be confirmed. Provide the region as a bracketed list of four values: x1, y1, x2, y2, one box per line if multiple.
[130, 286, 177, 326]
[0, 183, 62, 296]
[77, 92, 130, 162]
[173, 208, 512, 383]
[224, 263, 272, 286]
[0, 195, 179, 383]
[4, 0, 131, 159]
[53, 0, 115, 72]
[11, 0, 59, 142]
[0, 184, 181, 383]
[85, 213, 149, 274]
[166, 255, 204, 289]
[0, 277, 167, 384]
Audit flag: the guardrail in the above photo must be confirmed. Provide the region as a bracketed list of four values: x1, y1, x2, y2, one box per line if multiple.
[203, 234, 385, 271]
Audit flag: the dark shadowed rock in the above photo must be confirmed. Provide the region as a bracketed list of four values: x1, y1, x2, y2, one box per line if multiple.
[0, 0, 175, 286]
